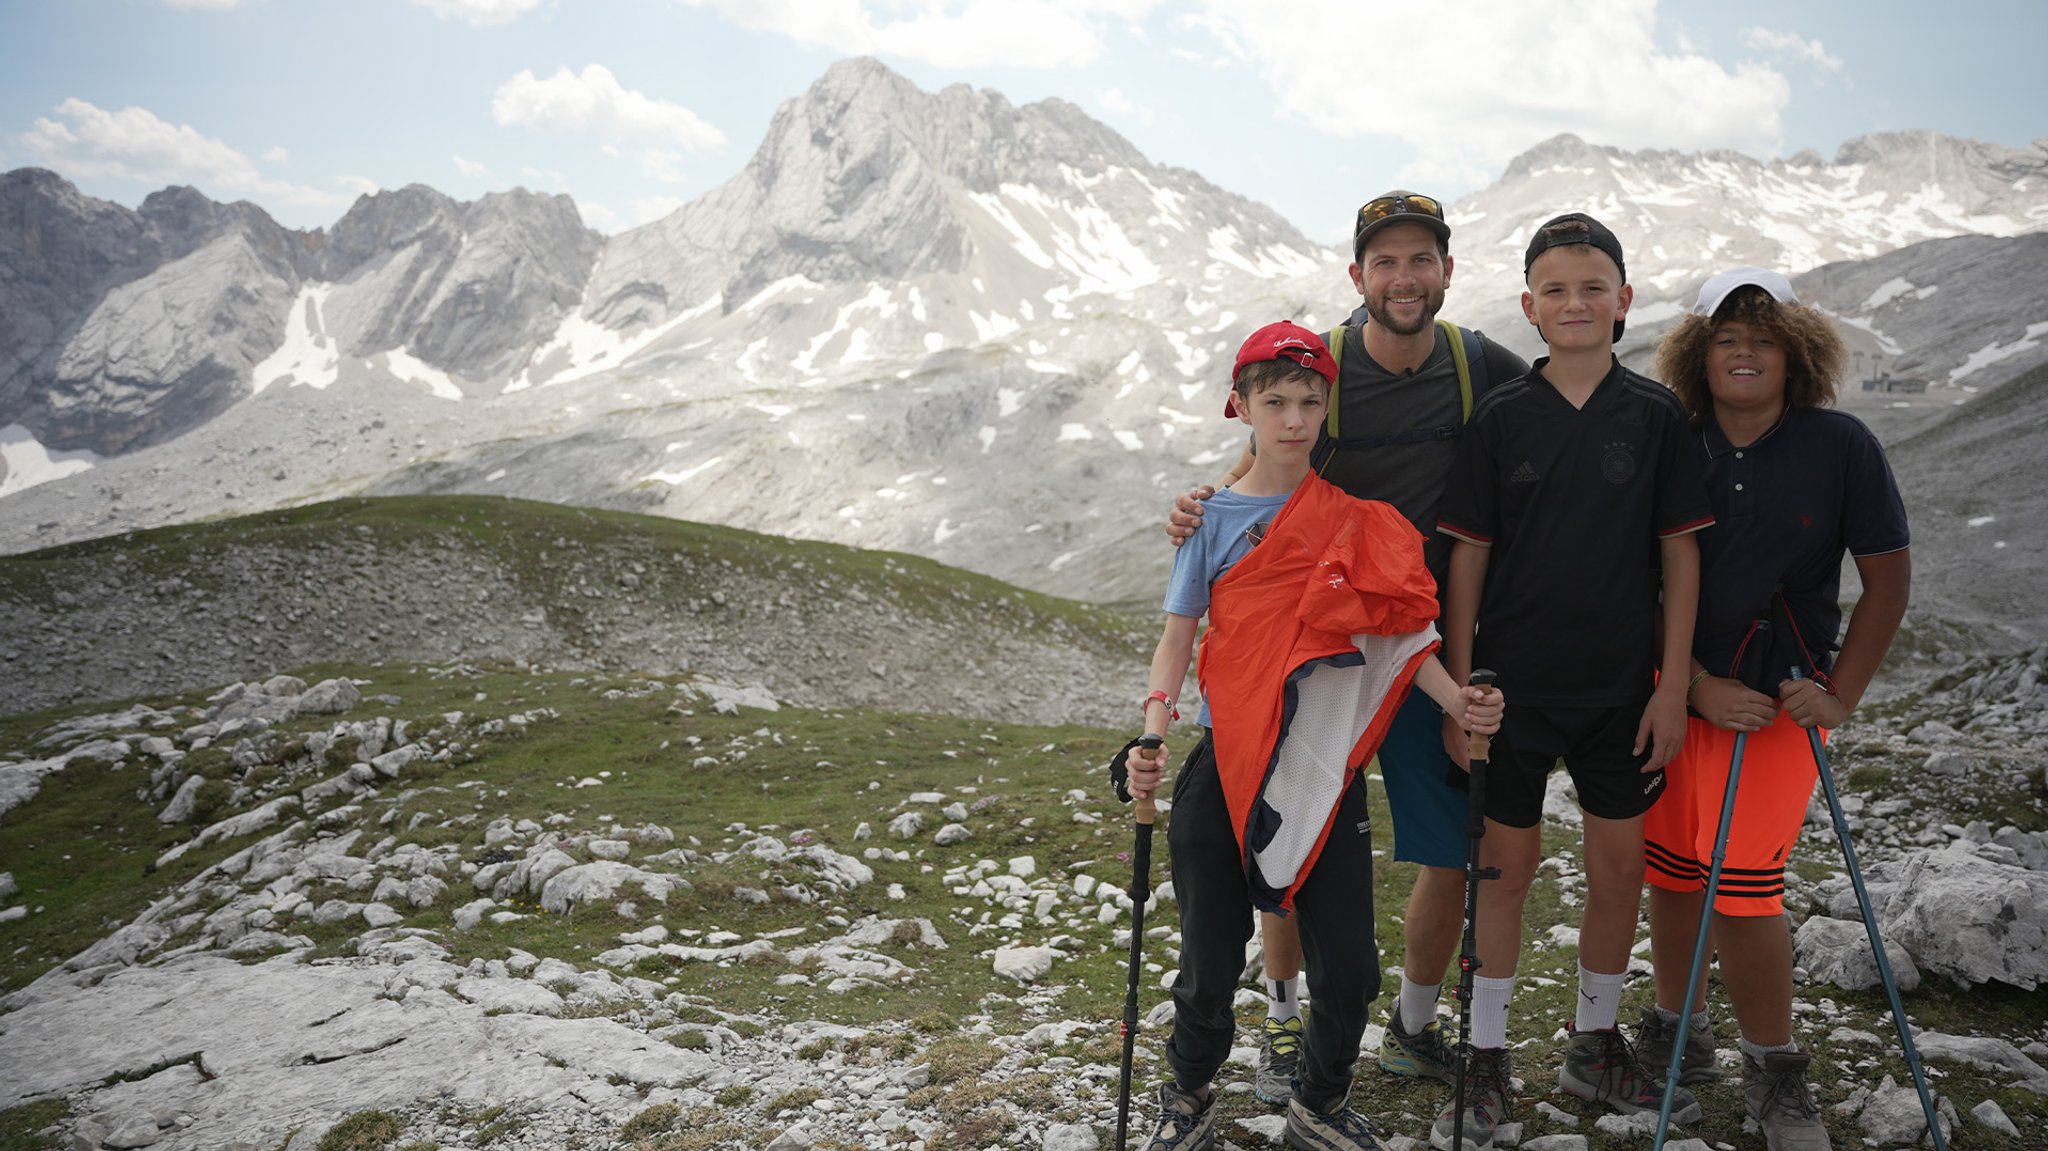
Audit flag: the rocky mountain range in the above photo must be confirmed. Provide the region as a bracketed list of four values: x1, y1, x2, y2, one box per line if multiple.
[2, 58, 2046, 625]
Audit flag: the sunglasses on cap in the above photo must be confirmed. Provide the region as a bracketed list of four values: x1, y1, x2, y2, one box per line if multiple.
[1355, 193, 1444, 229]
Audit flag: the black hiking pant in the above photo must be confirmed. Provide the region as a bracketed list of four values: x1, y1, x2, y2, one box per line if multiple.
[1163, 730, 1381, 1109]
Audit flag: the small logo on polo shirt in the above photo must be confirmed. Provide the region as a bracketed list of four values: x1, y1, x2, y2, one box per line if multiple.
[1601, 441, 1637, 485]
[1509, 460, 1541, 485]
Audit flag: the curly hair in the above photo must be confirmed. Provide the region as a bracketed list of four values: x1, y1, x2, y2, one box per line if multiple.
[1654, 286, 1846, 426]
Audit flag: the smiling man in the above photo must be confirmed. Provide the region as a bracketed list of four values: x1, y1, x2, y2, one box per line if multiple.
[1170, 192, 1528, 1110]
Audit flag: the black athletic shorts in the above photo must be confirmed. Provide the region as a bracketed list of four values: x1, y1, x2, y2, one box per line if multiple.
[1484, 702, 1664, 827]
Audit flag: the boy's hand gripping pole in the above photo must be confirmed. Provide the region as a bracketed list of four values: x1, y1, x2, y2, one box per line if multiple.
[1452, 670, 1499, 1151]
[1114, 734, 1163, 1151]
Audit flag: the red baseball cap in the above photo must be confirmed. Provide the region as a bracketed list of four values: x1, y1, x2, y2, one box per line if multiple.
[1225, 321, 1336, 416]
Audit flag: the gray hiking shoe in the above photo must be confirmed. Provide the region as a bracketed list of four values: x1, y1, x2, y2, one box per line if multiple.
[1429, 1045, 1512, 1151]
[1558, 1027, 1701, 1123]
[1141, 1081, 1217, 1151]
[1744, 1050, 1831, 1151]
[1256, 1015, 1304, 1105]
[1636, 1004, 1722, 1084]
[1379, 1004, 1456, 1083]
[1284, 1090, 1389, 1151]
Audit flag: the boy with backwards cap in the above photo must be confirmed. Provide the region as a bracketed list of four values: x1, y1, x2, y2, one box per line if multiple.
[1640, 267, 1909, 1151]
[1431, 214, 1714, 1148]
[1124, 320, 1503, 1151]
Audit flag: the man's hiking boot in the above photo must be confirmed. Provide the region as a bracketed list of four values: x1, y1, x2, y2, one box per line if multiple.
[1429, 1046, 1512, 1151]
[1379, 1004, 1456, 1083]
[1256, 1015, 1305, 1105]
[1558, 1027, 1701, 1122]
[1284, 1090, 1389, 1151]
[1744, 1050, 1831, 1151]
[1142, 1081, 1217, 1151]
[1636, 1004, 1722, 1084]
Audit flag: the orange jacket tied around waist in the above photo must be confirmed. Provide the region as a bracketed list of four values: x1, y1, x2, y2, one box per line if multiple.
[1197, 474, 1442, 914]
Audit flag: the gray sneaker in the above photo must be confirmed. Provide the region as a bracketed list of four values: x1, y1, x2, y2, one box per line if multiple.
[1429, 1046, 1512, 1151]
[1744, 1050, 1831, 1151]
[1256, 1015, 1305, 1105]
[1284, 1090, 1389, 1151]
[1636, 1004, 1722, 1084]
[1557, 1027, 1701, 1123]
[1379, 1004, 1456, 1083]
[1141, 1081, 1217, 1151]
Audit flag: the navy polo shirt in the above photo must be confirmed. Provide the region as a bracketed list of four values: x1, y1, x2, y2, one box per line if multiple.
[1692, 406, 1909, 679]
[1438, 357, 1714, 707]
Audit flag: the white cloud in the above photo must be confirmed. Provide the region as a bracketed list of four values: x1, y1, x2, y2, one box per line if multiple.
[1098, 88, 1155, 127]
[336, 175, 379, 196]
[412, 0, 543, 26]
[263, 146, 290, 165]
[676, 0, 1162, 69]
[20, 98, 345, 206]
[638, 150, 691, 184]
[452, 154, 488, 177]
[577, 199, 622, 232]
[632, 196, 686, 224]
[493, 65, 724, 150]
[519, 165, 569, 188]
[1193, 0, 1791, 192]
[1742, 27, 1846, 75]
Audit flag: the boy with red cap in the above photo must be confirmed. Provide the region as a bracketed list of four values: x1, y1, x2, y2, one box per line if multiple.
[1124, 320, 1503, 1151]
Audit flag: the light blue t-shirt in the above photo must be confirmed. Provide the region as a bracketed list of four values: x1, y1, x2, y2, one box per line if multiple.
[1163, 486, 1293, 727]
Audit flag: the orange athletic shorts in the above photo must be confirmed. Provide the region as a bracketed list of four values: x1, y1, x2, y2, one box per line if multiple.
[1643, 712, 1826, 917]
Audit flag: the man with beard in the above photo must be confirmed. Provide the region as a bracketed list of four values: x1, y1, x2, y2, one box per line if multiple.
[1170, 192, 1529, 1106]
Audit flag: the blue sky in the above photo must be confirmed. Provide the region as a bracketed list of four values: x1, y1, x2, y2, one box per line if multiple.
[3, 0, 2042, 242]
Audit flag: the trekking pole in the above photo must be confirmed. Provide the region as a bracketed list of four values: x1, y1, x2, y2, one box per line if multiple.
[1451, 670, 1499, 1151]
[1651, 728, 1748, 1150]
[1796, 670, 1947, 1150]
[1114, 733, 1164, 1151]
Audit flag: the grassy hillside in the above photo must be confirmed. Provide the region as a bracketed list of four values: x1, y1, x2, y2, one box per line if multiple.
[0, 495, 1157, 725]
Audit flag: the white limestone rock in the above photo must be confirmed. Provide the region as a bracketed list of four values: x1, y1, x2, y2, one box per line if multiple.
[993, 946, 1057, 983]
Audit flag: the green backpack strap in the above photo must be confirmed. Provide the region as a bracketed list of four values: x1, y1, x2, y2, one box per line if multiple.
[1319, 319, 1487, 467]
[1326, 324, 1347, 439]
[1439, 318, 1475, 421]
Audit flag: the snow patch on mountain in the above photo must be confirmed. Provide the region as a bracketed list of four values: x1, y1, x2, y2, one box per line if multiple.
[0, 424, 100, 498]
[1949, 320, 2048, 382]
[249, 284, 340, 394]
[383, 348, 464, 402]
[511, 293, 721, 393]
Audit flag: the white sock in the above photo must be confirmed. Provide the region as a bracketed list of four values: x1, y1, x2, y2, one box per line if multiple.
[1740, 1036, 1798, 1060]
[1396, 975, 1440, 1034]
[1653, 1003, 1714, 1033]
[1267, 976, 1301, 1023]
[1575, 964, 1626, 1033]
[1471, 974, 1515, 1050]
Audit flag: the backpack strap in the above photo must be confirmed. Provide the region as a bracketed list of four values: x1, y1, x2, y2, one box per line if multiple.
[1313, 319, 1489, 472]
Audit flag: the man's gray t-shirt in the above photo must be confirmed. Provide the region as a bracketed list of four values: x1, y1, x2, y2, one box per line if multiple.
[1316, 321, 1526, 589]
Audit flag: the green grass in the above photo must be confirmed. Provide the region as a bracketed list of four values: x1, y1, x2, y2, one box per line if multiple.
[316, 1111, 405, 1151]
[1, 651, 2040, 1149]
[0, 1100, 67, 1151]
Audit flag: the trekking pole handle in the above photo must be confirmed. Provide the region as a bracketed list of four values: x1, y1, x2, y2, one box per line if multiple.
[1466, 669, 1497, 761]
[1135, 735, 1162, 825]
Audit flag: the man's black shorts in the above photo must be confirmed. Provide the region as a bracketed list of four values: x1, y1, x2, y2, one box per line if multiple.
[1484, 702, 1664, 827]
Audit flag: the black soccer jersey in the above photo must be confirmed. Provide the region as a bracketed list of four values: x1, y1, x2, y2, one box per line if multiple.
[1438, 357, 1714, 707]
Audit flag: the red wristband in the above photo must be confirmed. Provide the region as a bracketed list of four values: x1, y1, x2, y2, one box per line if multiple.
[1143, 690, 1180, 721]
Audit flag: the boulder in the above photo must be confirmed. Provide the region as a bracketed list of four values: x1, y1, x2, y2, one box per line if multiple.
[1877, 841, 2048, 988]
[297, 678, 360, 715]
[993, 945, 1057, 983]
[1792, 915, 1921, 991]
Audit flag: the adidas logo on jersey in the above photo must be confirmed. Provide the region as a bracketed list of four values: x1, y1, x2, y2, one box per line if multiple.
[1509, 460, 1541, 485]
